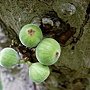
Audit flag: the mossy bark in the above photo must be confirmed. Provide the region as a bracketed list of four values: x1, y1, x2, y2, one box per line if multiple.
[0, 0, 90, 90]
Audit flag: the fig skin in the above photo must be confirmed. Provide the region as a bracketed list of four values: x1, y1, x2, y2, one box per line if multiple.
[29, 62, 50, 83]
[0, 48, 20, 68]
[36, 38, 61, 65]
[19, 24, 43, 48]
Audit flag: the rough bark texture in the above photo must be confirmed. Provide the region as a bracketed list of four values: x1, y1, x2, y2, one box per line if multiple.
[0, 0, 90, 90]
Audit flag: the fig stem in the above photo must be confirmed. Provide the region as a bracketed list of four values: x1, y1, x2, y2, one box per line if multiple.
[19, 60, 32, 67]
[26, 61, 32, 67]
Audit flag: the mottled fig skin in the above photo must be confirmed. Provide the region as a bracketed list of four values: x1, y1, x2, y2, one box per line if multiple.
[29, 62, 50, 83]
[36, 38, 61, 65]
[19, 24, 43, 48]
[0, 48, 20, 68]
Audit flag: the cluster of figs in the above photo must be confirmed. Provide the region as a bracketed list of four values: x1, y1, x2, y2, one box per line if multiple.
[0, 24, 61, 83]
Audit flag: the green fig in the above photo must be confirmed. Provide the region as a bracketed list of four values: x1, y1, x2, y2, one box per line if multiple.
[36, 38, 61, 65]
[19, 24, 43, 48]
[0, 48, 20, 68]
[29, 62, 50, 83]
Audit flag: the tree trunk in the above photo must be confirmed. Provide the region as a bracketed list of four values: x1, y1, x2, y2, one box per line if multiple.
[0, 0, 90, 90]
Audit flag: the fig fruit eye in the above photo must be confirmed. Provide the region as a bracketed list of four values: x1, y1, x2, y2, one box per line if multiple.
[36, 38, 61, 65]
[19, 24, 43, 48]
[29, 62, 50, 83]
[0, 48, 20, 68]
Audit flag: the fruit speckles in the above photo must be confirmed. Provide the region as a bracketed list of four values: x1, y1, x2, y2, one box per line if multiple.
[28, 29, 35, 36]
[36, 38, 61, 65]
[19, 24, 43, 48]
[29, 62, 50, 83]
[56, 52, 59, 58]
[0, 48, 20, 68]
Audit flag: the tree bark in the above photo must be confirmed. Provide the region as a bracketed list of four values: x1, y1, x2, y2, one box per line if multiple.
[0, 0, 90, 90]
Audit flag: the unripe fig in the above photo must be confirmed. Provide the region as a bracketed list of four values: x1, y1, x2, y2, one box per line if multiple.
[29, 62, 50, 83]
[36, 38, 61, 65]
[0, 48, 20, 68]
[19, 24, 43, 48]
